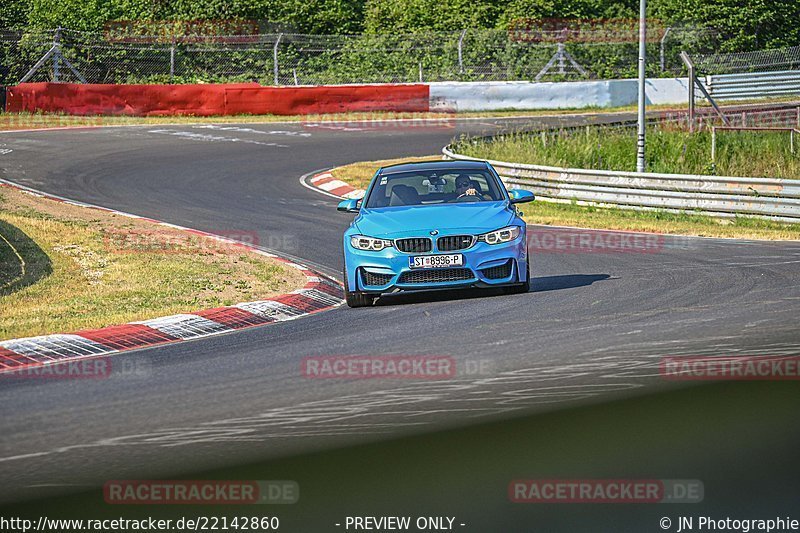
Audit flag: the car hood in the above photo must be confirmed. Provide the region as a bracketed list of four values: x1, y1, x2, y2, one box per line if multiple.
[353, 202, 516, 238]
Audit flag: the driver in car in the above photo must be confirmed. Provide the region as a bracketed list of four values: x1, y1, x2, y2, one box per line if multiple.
[452, 174, 492, 201]
[454, 174, 478, 199]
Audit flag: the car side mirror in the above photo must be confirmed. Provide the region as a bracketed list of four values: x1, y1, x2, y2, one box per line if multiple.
[337, 199, 360, 213]
[508, 189, 535, 204]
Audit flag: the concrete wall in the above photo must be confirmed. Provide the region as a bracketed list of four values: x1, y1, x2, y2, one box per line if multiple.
[5, 78, 689, 116]
[430, 78, 689, 111]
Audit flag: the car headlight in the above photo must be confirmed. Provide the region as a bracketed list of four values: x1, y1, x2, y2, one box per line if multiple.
[478, 226, 521, 245]
[350, 235, 393, 251]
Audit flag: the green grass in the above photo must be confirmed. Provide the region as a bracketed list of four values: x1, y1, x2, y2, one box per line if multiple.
[332, 155, 442, 190]
[0, 103, 746, 132]
[454, 126, 800, 179]
[0, 186, 307, 341]
[0, 108, 624, 131]
[519, 200, 800, 239]
[330, 157, 800, 240]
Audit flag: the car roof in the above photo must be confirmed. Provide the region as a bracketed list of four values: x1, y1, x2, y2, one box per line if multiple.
[378, 160, 489, 175]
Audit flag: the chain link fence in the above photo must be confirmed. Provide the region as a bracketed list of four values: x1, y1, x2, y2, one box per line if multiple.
[693, 45, 800, 75]
[1, 25, 719, 87]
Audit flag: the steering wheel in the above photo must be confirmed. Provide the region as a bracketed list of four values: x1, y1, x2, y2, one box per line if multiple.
[451, 193, 481, 202]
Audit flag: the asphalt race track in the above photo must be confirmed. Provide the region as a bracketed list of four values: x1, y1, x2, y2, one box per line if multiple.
[1, 114, 800, 529]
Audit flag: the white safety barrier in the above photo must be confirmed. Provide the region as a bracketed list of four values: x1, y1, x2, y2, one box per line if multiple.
[430, 78, 689, 111]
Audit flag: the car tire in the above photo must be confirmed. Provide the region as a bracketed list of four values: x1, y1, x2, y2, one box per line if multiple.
[344, 270, 374, 308]
[503, 257, 530, 295]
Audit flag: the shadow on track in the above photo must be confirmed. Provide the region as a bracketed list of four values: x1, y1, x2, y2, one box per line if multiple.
[372, 273, 611, 306]
[532, 273, 611, 293]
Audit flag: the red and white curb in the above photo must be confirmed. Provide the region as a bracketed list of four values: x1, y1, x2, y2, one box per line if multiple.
[0, 179, 344, 375]
[307, 172, 365, 200]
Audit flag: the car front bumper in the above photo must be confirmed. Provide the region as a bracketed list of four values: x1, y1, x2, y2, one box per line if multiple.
[344, 234, 528, 294]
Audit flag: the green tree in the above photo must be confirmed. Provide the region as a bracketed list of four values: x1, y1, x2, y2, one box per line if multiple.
[0, 0, 32, 30]
[651, 0, 800, 50]
[24, 0, 365, 34]
[364, 0, 503, 33]
[500, 0, 638, 24]
[26, 0, 154, 30]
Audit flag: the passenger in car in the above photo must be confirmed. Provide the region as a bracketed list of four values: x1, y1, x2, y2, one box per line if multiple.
[390, 184, 420, 206]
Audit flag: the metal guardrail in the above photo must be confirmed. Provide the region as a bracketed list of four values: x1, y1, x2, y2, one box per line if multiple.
[682, 48, 800, 130]
[442, 146, 800, 223]
[705, 70, 800, 100]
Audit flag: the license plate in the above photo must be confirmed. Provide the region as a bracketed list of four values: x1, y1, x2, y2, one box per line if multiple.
[409, 254, 463, 269]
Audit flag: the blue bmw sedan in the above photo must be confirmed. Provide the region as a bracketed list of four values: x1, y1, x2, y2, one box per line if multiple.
[337, 160, 535, 307]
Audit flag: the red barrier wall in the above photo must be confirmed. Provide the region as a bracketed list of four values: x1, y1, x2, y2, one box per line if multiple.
[5, 82, 430, 116]
[223, 85, 430, 115]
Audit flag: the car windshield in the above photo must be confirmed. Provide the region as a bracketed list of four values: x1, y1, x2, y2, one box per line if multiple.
[363, 169, 505, 208]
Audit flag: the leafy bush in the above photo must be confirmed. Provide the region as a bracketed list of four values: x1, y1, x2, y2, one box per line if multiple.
[2, 0, 798, 86]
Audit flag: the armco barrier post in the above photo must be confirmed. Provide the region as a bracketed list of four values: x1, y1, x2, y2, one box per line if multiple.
[660, 27, 671, 72]
[681, 51, 696, 132]
[711, 127, 716, 169]
[273, 33, 282, 85]
[169, 43, 175, 83]
[458, 29, 467, 74]
[53, 28, 61, 82]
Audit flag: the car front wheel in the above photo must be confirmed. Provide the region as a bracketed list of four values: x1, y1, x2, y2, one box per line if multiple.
[344, 270, 374, 308]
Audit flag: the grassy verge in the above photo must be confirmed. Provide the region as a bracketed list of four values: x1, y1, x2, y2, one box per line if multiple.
[3, 97, 798, 132]
[2, 95, 797, 132]
[454, 126, 800, 179]
[331, 155, 442, 190]
[0, 108, 629, 131]
[0, 186, 307, 341]
[329, 157, 800, 240]
[0, 102, 738, 132]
